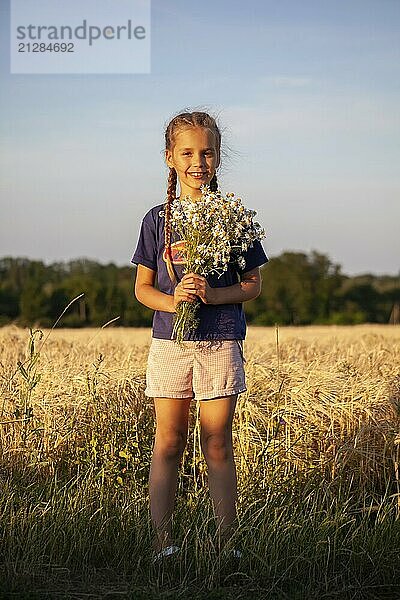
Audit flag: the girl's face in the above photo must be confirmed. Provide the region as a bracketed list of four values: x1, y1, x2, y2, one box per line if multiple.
[165, 126, 220, 199]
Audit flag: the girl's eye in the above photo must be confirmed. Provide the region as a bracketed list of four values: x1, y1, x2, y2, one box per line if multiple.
[182, 151, 214, 156]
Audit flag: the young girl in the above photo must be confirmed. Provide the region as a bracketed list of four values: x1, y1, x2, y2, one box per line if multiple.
[131, 110, 268, 563]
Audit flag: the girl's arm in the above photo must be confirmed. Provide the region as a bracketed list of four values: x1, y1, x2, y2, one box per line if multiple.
[181, 268, 262, 305]
[134, 264, 197, 312]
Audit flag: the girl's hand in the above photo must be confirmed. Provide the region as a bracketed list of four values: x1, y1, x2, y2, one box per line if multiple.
[173, 279, 198, 310]
[180, 273, 217, 305]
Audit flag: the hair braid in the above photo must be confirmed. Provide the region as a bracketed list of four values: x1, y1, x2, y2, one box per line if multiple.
[209, 172, 218, 192]
[164, 167, 177, 284]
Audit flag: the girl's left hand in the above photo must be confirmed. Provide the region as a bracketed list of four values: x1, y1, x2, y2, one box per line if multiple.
[180, 273, 216, 305]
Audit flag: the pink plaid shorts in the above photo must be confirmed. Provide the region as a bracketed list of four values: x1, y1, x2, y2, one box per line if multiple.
[145, 338, 246, 401]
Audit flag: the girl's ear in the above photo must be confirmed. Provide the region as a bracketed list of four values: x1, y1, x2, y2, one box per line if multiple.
[165, 149, 174, 168]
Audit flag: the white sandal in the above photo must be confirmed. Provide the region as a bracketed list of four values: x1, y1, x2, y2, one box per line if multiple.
[152, 544, 180, 563]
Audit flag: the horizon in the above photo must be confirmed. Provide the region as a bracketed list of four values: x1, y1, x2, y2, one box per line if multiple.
[1, 251, 398, 279]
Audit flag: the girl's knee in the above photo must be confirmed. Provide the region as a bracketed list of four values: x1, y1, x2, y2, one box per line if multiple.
[201, 431, 233, 464]
[155, 429, 187, 459]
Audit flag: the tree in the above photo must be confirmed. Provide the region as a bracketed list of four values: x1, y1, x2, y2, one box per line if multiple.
[0, 254, 396, 327]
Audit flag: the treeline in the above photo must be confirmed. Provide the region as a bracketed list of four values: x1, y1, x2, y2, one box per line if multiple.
[0, 253, 399, 328]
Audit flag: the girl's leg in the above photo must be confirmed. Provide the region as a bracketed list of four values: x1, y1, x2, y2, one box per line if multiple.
[199, 394, 238, 549]
[150, 396, 192, 553]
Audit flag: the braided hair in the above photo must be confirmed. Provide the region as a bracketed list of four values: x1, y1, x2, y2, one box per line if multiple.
[164, 111, 221, 284]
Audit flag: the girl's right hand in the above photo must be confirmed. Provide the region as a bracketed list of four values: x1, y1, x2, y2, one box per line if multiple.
[173, 281, 197, 311]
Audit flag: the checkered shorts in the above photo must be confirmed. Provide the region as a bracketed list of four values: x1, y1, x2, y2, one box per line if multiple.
[145, 338, 246, 401]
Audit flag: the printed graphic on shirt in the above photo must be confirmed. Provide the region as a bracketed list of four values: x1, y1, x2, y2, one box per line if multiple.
[162, 240, 187, 265]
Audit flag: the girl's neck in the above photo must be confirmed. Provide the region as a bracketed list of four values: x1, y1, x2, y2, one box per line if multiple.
[177, 193, 202, 201]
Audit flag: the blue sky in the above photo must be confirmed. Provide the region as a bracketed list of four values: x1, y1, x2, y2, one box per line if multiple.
[0, 0, 399, 275]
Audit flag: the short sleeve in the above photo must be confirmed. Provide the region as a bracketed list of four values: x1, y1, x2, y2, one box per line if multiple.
[236, 239, 269, 275]
[131, 210, 157, 271]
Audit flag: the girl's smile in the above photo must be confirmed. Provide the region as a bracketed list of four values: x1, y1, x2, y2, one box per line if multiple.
[189, 172, 207, 179]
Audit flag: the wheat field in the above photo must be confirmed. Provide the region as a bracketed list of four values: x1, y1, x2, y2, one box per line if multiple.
[0, 324, 400, 599]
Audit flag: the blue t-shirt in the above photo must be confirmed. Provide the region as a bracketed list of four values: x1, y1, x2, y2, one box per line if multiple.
[131, 203, 268, 340]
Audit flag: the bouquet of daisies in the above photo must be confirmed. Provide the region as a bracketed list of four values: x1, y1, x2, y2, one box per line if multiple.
[168, 183, 265, 344]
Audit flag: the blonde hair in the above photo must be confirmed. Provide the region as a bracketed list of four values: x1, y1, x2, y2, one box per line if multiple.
[164, 111, 221, 283]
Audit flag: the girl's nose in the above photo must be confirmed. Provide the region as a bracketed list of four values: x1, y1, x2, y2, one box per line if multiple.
[192, 155, 206, 167]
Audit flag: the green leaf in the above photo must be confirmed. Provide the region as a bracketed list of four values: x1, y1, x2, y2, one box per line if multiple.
[17, 361, 29, 381]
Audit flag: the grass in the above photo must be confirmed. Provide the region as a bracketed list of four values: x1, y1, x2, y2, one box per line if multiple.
[0, 324, 400, 599]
